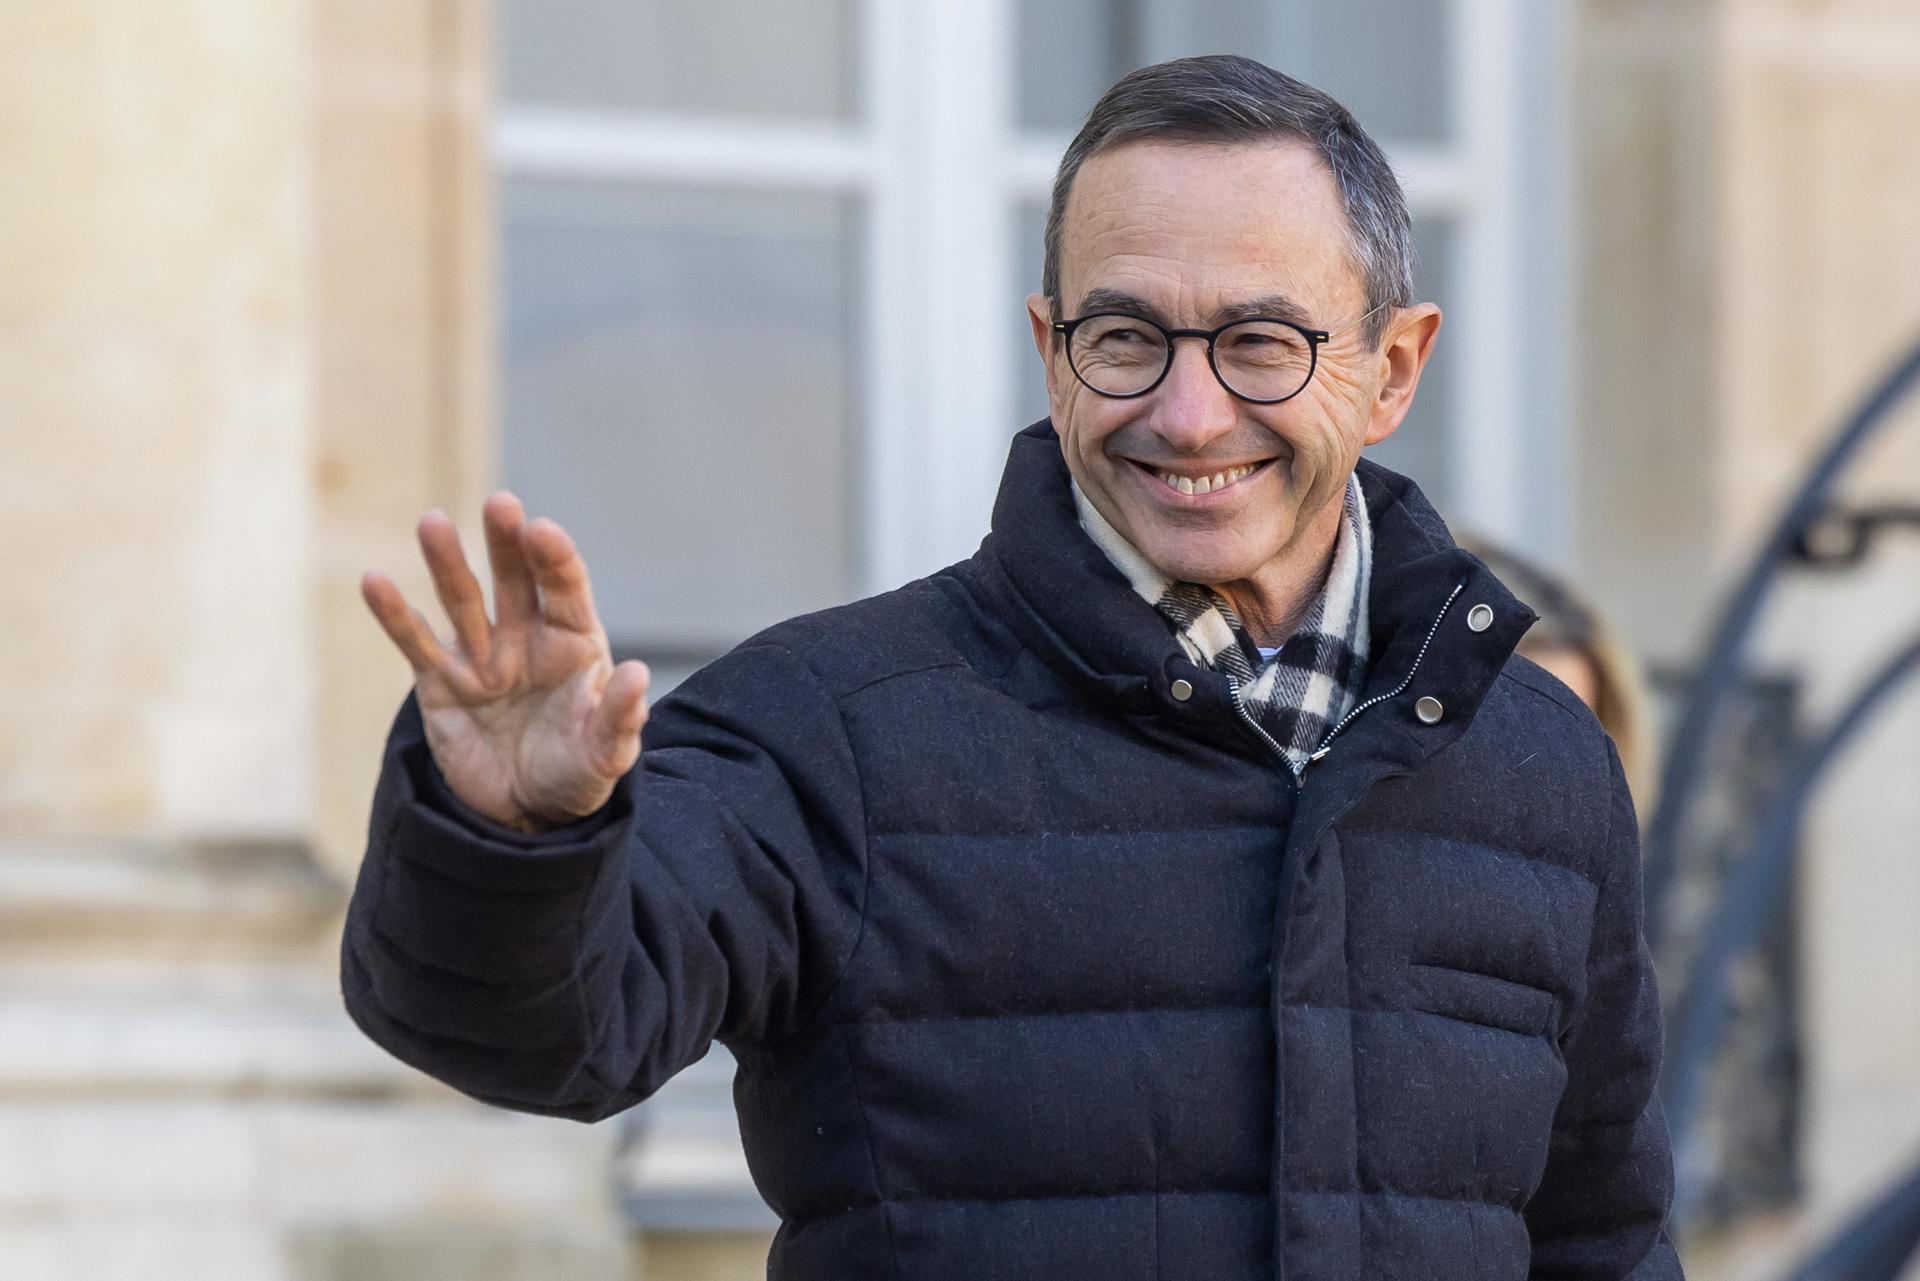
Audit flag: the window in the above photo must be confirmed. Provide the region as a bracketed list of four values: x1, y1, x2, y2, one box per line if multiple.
[502, 181, 861, 680]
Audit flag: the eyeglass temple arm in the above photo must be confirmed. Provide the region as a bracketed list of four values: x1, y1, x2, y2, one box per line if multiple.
[1326, 299, 1394, 339]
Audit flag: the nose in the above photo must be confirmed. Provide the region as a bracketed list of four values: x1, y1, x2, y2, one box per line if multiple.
[1150, 335, 1238, 453]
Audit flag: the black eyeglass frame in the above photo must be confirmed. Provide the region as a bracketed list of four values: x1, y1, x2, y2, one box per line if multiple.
[1049, 303, 1383, 405]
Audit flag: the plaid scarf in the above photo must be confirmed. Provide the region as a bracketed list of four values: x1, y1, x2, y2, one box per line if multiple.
[1073, 470, 1373, 774]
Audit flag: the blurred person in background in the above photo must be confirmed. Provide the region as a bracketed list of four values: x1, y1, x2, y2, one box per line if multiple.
[342, 55, 1680, 1280]
[1460, 534, 1658, 809]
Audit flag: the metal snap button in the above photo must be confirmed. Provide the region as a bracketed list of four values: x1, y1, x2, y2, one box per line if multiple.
[1467, 603, 1493, 633]
[1170, 678, 1194, 702]
[1414, 695, 1444, 724]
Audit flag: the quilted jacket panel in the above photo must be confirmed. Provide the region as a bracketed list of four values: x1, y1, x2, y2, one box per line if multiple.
[341, 423, 1681, 1280]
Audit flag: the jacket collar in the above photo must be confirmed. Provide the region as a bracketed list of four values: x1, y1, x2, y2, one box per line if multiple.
[975, 420, 1538, 775]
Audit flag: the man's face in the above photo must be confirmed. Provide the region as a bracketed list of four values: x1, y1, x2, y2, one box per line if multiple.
[1028, 138, 1435, 589]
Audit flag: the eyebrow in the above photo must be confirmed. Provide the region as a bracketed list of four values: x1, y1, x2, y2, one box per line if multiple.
[1071, 286, 1319, 330]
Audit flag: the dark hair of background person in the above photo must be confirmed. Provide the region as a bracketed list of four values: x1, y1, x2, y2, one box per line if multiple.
[1041, 53, 1415, 350]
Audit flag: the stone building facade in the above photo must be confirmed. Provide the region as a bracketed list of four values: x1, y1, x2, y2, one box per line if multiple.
[3, 1, 1917, 1278]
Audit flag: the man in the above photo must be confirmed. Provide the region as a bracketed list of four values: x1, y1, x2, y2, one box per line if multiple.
[345, 56, 1682, 1280]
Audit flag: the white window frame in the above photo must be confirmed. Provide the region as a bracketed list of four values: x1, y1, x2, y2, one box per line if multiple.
[494, 0, 1562, 1231]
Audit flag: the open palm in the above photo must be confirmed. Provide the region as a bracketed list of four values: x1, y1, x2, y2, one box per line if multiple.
[361, 491, 650, 832]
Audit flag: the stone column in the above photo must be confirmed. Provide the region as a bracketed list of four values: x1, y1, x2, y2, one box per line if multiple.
[0, 2, 632, 1276]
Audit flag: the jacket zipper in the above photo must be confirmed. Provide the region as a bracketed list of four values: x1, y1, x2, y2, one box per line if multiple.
[1227, 581, 1466, 777]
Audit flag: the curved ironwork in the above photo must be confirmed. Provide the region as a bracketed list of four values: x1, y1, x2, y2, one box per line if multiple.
[1642, 339, 1920, 954]
[1793, 504, 1920, 570]
[1634, 334, 1920, 1278]
[1660, 633, 1920, 1223]
[1771, 1154, 1920, 1281]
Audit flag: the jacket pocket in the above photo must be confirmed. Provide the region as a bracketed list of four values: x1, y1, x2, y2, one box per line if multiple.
[1405, 961, 1563, 1040]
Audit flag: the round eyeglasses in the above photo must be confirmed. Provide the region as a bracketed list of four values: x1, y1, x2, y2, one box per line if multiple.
[1050, 302, 1387, 405]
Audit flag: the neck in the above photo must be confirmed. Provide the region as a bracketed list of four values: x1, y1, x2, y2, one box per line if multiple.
[1209, 487, 1345, 647]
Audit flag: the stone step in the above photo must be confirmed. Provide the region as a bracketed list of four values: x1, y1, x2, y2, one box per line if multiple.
[0, 989, 421, 1102]
[0, 836, 344, 960]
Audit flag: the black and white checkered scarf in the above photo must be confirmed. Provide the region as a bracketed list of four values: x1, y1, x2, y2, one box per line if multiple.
[1073, 470, 1373, 774]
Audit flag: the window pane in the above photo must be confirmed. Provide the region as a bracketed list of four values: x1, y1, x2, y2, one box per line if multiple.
[498, 0, 858, 120]
[1016, 0, 1130, 136]
[614, 1044, 773, 1228]
[1284, 2, 1452, 146]
[1364, 216, 1456, 510]
[1016, 0, 1453, 144]
[1011, 202, 1051, 429]
[502, 181, 859, 670]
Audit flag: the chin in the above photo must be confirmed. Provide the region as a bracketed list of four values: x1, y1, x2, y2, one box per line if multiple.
[1133, 527, 1277, 587]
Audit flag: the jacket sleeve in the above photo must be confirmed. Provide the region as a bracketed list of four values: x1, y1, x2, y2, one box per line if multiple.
[339, 640, 868, 1123]
[1525, 736, 1685, 1279]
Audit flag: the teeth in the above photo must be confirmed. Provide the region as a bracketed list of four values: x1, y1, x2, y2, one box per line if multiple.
[1156, 463, 1259, 495]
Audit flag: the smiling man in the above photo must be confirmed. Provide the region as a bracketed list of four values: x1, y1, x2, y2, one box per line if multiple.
[344, 56, 1682, 1280]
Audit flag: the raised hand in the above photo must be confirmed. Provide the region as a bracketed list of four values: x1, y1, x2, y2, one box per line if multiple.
[360, 492, 649, 833]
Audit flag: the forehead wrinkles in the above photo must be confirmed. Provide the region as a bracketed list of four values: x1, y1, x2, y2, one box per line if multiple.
[1066, 228, 1345, 324]
[1060, 143, 1360, 313]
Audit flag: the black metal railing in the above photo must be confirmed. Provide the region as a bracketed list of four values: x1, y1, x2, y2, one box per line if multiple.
[1644, 335, 1920, 1278]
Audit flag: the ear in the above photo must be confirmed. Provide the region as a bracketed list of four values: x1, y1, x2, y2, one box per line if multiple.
[1024, 292, 1053, 359]
[1029, 290, 1075, 416]
[1363, 302, 1442, 447]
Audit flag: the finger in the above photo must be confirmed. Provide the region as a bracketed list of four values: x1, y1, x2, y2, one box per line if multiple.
[360, 571, 452, 675]
[482, 490, 539, 630]
[417, 510, 493, 665]
[589, 660, 651, 771]
[521, 516, 601, 636]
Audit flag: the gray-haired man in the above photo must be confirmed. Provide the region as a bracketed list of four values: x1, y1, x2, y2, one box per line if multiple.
[347, 55, 1681, 1280]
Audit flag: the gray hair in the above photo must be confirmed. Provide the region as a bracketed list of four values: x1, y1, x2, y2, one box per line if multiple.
[1042, 55, 1415, 348]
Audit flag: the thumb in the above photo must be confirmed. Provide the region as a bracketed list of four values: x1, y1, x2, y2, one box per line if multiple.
[589, 660, 650, 771]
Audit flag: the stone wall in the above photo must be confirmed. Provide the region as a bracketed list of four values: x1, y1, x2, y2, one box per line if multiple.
[0, 2, 637, 1276]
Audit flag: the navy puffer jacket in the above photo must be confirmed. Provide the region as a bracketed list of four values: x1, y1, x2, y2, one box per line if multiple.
[342, 421, 1682, 1280]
